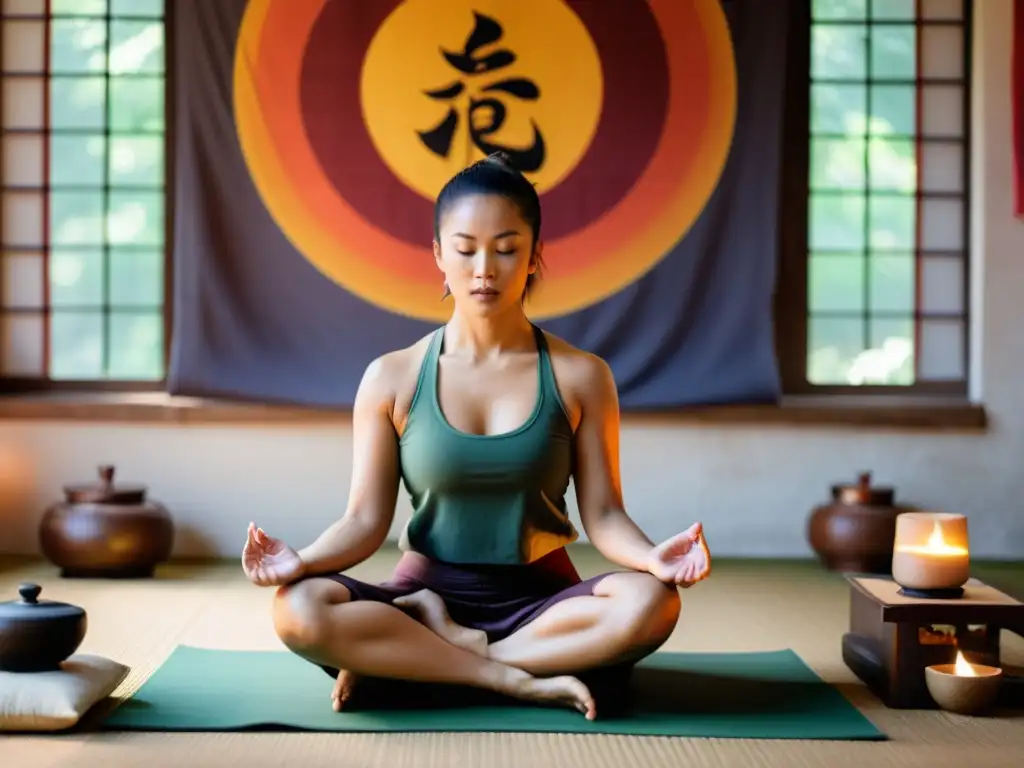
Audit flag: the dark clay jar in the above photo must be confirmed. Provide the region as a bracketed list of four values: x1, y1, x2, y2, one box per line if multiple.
[39, 465, 174, 579]
[807, 472, 914, 574]
[0, 583, 87, 672]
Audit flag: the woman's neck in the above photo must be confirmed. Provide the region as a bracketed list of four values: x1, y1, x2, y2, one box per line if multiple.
[444, 306, 535, 360]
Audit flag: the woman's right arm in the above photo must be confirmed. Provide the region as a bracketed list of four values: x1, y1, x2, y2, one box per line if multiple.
[295, 355, 403, 577]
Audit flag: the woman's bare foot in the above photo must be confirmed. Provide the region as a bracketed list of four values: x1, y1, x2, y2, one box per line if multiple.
[331, 668, 358, 712]
[393, 590, 489, 656]
[511, 674, 597, 720]
[329, 655, 594, 719]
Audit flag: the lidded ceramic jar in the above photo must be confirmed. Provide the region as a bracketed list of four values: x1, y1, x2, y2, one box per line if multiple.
[807, 471, 912, 574]
[39, 465, 174, 578]
[0, 583, 87, 672]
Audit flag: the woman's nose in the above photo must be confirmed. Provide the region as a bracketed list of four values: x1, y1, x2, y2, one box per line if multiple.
[473, 251, 496, 278]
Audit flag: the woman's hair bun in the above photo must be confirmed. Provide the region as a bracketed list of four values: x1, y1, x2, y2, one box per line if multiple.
[484, 151, 516, 170]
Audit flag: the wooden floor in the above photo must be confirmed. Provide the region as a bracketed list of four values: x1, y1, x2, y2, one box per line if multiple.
[2, 548, 1023, 768]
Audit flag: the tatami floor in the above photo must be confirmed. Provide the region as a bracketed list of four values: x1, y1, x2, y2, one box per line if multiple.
[2, 547, 1022, 768]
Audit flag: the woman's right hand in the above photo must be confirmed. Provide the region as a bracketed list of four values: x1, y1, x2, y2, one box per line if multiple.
[241, 522, 305, 586]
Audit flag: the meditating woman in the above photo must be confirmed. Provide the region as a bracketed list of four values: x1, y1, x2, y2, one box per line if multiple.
[241, 152, 712, 720]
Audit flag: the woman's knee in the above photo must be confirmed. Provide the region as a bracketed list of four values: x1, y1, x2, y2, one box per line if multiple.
[599, 572, 682, 644]
[272, 578, 350, 652]
[637, 574, 682, 641]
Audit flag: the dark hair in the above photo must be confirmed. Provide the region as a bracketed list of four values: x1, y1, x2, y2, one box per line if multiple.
[434, 151, 543, 298]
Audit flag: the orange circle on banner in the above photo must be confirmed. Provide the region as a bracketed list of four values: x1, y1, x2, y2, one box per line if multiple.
[234, 0, 737, 322]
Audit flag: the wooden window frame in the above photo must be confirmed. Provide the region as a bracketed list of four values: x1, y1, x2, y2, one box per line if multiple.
[0, 0, 174, 395]
[775, 0, 973, 400]
[0, 1, 986, 429]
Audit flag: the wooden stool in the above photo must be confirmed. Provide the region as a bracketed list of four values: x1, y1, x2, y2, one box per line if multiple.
[842, 576, 1024, 709]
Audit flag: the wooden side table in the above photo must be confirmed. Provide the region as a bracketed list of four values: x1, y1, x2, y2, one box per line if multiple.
[841, 575, 1024, 709]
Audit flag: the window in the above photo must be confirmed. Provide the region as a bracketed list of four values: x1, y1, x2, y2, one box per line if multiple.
[0, 0, 167, 391]
[1, 0, 970, 403]
[777, 0, 971, 396]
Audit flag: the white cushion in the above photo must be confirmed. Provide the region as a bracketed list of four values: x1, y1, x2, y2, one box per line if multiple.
[0, 654, 130, 732]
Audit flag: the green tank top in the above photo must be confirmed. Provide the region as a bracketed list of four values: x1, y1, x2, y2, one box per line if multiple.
[397, 324, 579, 565]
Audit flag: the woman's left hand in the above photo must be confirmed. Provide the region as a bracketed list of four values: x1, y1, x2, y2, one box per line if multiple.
[645, 522, 711, 587]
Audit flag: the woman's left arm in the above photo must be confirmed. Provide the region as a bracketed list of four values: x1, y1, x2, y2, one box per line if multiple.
[570, 354, 659, 572]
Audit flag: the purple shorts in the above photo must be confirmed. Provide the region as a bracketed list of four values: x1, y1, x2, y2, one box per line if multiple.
[308, 548, 637, 710]
[327, 547, 618, 643]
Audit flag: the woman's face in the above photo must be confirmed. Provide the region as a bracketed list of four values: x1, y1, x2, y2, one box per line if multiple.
[434, 193, 540, 314]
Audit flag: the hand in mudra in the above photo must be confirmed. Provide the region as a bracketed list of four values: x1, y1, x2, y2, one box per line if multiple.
[242, 522, 305, 586]
[646, 522, 711, 587]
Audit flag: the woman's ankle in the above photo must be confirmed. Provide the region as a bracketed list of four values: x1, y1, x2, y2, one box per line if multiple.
[483, 660, 534, 697]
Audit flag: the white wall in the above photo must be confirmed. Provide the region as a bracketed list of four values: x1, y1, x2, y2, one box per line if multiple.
[1, 1, 1022, 561]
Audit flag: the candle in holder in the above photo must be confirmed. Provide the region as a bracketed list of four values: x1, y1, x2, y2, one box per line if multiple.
[891, 512, 969, 598]
[925, 650, 1003, 715]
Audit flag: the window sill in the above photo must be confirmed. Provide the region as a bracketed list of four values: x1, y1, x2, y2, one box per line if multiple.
[0, 391, 989, 430]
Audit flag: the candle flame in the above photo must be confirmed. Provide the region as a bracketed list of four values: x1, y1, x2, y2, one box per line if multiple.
[954, 650, 978, 677]
[896, 520, 968, 555]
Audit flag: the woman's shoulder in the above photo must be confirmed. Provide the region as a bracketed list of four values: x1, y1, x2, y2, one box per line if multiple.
[356, 331, 437, 411]
[367, 330, 436, 383]
[539, 329, 616, 397]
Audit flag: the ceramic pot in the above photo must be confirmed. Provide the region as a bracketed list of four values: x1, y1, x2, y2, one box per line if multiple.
[806, 472, 912, 574]
[0, 583, 87, 672]
[39, 465, 175, 579]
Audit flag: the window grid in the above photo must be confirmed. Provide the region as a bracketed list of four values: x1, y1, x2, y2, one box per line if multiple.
[2, 1, 972, 397]
[0, 0, 167, 389]
[804, 0, 971, 392]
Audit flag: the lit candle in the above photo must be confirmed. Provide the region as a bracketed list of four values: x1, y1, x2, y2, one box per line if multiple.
[925, 650, 1003, 715]
[891, 512, 970, 593]
[953, 650, 983, 677]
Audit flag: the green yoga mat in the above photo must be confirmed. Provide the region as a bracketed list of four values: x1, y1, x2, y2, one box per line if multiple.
[102, 645, 884, 740]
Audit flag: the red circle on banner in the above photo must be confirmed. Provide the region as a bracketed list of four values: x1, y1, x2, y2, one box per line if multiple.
[234, 0, 737, 321]
[300, 0, 667, 249]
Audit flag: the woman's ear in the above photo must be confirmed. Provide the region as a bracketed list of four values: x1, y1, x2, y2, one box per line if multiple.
[529, 240, 544, 274]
